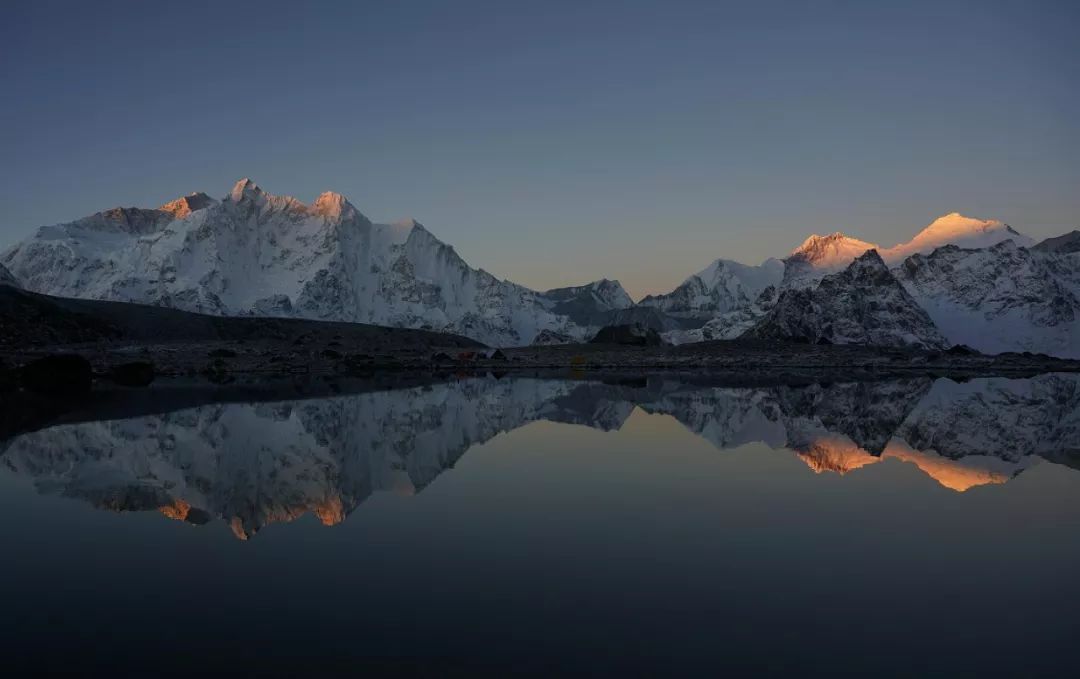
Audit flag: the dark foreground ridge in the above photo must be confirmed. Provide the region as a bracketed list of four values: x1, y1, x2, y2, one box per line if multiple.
[0, 284, 483, 350]
[3, 285, 1079, 404]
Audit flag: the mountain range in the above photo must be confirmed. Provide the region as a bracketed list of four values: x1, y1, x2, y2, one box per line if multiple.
[2, 179, 1077, 356]
[3, 374, 1077, 538]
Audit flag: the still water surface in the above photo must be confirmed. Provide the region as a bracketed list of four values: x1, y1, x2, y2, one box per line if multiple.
[1, 375, 1078, 675]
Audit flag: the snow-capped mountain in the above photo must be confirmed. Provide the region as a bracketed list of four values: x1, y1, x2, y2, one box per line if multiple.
[894, 240, 1080, 357]
[780, 214, 1033, 288]
[782, 232, 880, 288]
[883, 212, 1033, 261]
[745, 250, 950, 349]
[639, 257, 783, 322]
[660, 212, 1073, 355]
[4, 374, 1076, 537]
[3, 180, 1075, 355]
[0, 179, 612, 346]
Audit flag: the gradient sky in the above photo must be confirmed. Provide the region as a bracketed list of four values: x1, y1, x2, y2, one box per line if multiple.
[2, 0, 1077, 298]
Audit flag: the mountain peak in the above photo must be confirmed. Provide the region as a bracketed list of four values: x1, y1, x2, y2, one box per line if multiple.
[312, 191, 357, 220]
[790, 232, 878, 267]
[848, 248, 888, 272]
[159, 192, 215, 219]
[923, 212, 1003, 236]
[886, 212, 1032, 260]
[394, 218, 423, 230]
[229, 178, 265, 203]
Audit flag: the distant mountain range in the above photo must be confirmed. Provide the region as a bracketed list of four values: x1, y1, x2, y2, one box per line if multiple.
[2, 179, 1077, 356]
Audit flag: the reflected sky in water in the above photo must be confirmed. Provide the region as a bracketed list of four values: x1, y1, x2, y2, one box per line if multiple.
[1, 375, 1078, 675]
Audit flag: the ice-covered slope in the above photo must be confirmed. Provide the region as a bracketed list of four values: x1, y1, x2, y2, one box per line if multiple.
[745, 250, 950, 349]
[894, 240, 1080, 357]
[1, 179, 594, 346]
[639, 257, 783, 323]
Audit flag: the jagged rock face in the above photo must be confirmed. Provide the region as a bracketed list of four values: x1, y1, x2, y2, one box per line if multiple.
[589, 323, 664, 346]
[0, 179, 596, 347]
[0, 263, 18, 288]
[894, 241, 1080, 357]
[537, 279, 633, 326]
[745, 251, 950, 349]
[1033, 230, 1080, 255]
[664, 285, 778, 344]
[600, 305, 685, 333]
[773, 379, 933, 455]
[531, 328, 574, 345]
[4, 375, 1076, 537]
[639, 258, 783, 323]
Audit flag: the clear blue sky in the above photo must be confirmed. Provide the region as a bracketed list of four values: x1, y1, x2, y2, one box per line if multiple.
[2, 0, 1077, 297]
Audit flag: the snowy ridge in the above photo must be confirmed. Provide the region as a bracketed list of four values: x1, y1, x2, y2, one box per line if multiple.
[746, 250, 950, 349]
[883, 212, 1033, 261]
[781, 214, 1033, 287]
[894, 241, 1080, 357]
[1, 179, 607, 346]
[639, 257, 783, 322]
[2, 184, 1075, 354]
[537, 278, 634, 327]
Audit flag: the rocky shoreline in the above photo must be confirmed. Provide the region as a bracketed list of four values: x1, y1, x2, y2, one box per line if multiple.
[3, 335, 1078, 387]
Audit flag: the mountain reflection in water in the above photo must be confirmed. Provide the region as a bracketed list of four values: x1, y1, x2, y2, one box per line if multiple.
[2, 374, 1077, 540]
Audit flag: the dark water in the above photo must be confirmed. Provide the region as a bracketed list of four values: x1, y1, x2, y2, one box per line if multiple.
[1, 374, 1078, 676]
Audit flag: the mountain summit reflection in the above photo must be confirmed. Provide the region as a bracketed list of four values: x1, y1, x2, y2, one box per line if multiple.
[2, 374, 1077, 539]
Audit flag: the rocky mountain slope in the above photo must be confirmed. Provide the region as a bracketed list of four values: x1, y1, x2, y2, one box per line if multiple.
[894, 240, 1080, 357]
[537, 278, 633, 326]
[745, 251, 950, 349]
[664, 213, 1072, 356]
[639, 257, 783, 323]
[1033, 230, 1080, 254]
[0, 263, 19, 288]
